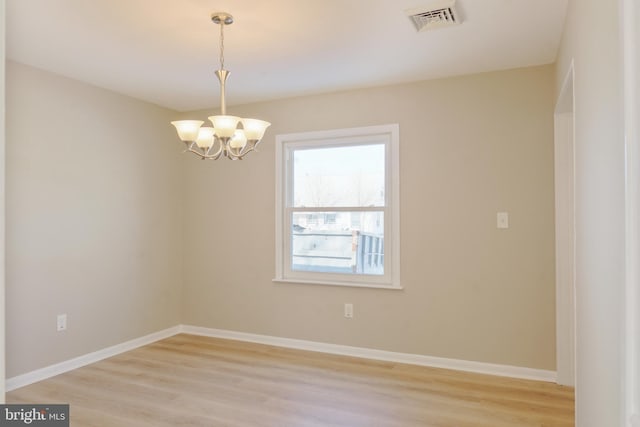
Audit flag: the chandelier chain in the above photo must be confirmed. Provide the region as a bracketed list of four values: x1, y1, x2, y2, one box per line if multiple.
[219, 22, 225, 70]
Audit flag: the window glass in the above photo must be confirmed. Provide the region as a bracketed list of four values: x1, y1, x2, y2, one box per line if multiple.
[291, 211, 384, 275]
[292, 144, 385, 208]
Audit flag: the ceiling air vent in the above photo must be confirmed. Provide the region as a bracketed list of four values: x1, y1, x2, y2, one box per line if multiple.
[406, 0, 461, 32]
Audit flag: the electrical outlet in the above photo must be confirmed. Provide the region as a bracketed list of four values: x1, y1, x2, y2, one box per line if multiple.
[497, 212, 509, 229]
[57, 314, 67, 332]
[344, 303, 354, 319]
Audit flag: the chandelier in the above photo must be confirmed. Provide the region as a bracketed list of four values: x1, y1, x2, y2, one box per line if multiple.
[171, 12, 271, 160]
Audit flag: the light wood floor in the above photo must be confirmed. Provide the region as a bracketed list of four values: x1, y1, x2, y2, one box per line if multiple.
[7, 334, 574, 426]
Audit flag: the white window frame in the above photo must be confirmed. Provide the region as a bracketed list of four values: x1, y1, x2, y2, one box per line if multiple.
[274, 124, 401, 289]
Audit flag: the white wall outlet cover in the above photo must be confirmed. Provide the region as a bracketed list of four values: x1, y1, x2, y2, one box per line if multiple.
[497, 212, 509, 229]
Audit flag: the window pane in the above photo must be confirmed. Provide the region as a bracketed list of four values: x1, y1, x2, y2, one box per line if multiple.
[291, 211, 384, 275]
[292, 144, 385, 208]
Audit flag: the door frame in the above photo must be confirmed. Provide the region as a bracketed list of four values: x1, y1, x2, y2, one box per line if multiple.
[622, 0, 639, 424]
[554, 62, 576, 387]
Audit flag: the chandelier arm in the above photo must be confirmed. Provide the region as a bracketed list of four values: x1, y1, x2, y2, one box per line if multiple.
[226, 142, 251, 160]
[205, 150, 224, 160]
[181, 141, 195, 153]
[230, 138, 263, 159]
[185, 146, 206, 157]
[236, 145, 256, 159]
[242, 145, 256, 157]
[183, 141, 208, 157]
[185, 146, 224, 160]
[247, 139, 260, 152]
[201, 143, 225, 160]
[206, 137, 224, 157]
[224, 148, 239, 160]
[188, 140, 225, 159]
[183, 140, 211, 158]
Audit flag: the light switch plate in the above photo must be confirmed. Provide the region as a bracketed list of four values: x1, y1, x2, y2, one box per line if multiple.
[57, 314, 67, 331]
[344, 303, 353, 318]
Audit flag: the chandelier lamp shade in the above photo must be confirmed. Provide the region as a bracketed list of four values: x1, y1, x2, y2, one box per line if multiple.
[171, 12, 271, 160]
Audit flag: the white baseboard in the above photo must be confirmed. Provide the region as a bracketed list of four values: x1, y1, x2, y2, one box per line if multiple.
[6, 324, 557, 392]
[5, 326, 181, 391]
[180, 325, 557, 383]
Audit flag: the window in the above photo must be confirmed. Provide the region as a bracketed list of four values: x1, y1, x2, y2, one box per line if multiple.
[275, 124, 400, 289]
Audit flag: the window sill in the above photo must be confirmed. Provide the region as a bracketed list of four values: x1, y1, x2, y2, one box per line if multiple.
[272, 278, 403, 290]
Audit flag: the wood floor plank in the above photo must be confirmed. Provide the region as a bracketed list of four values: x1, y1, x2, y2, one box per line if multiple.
[7, 334, 574, 426]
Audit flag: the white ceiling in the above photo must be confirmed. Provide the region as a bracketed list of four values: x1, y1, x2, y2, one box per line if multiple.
[6, 0, 569, 112]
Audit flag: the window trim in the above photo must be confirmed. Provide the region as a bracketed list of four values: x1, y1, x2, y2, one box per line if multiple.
[274, 124, 401, 289]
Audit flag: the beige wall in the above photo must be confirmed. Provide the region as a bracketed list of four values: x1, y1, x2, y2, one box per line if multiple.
[5, 62, 556, 378]
[5, 62, 183, 377]
[555, 0, 625, 425]
[182, 65, 557, 370]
